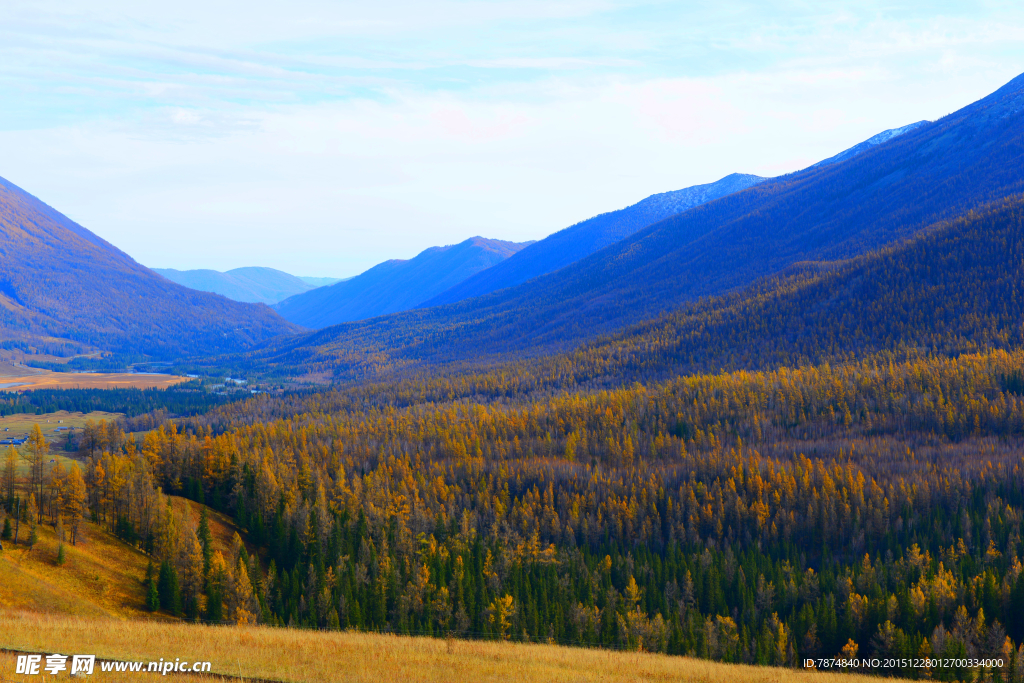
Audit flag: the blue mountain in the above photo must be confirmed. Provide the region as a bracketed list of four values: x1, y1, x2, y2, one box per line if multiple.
[249, 71, 1024, 376]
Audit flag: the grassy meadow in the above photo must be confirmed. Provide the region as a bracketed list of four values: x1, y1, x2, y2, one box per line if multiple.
[0, 409, 122, 437]
[0, 517, 155, 620]
[0, 611, 878, 683]
[0, 370, 187, 392]
[0, 497, 244, 620]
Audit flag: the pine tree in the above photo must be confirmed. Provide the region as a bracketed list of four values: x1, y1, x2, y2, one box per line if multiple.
[147, 576, 160, 612]
[231, 557, 257, 626]
[1, 517, 10, 540]
[2, 446, 15, 509]
[62, 464, 86, 545]
[158, 559, 182, 615]
[205, 552, 227, 623]
[181, 530, 205, 621]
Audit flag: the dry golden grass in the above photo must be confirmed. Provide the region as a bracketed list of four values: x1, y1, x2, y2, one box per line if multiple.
[0, 519, 157, 620]
[0, 612, 881, 683]
[0, 410, 123, 438]
[0, 651, 228, 683]
[0, 369, 187, 392]
[168, 497, 256, 559]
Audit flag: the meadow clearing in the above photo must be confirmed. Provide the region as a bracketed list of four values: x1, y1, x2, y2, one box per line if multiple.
[0, 369, 187, 392]
[0, 498, 244, 620]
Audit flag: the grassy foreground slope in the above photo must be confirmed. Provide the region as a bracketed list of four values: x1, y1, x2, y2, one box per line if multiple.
[0, 519, 153, 619]
[0, 612, 874, 683]
[0, 497, 242, 620]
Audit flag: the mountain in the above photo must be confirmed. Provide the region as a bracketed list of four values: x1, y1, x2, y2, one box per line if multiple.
[153, 266, 314, 304]
[0, 176, 299, 358]
[243, 71, 1024, 379]
[273, 236, 533, 328]
[424, 173, 766, 307]
[555, 194, 1024, 387]
[427, 123, 932, 309]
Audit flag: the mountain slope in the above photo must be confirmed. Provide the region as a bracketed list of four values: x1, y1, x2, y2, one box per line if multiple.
[556, 194, 1024, 387]
[426, 122, 928, 310]
[425, 173, 766, 307]
[0, 176, 299, 358]
[274, 236, 532, 328]
[809, 120, 930, 169]
[154, 266, 313, 304]
[248, 71, 1024, 379]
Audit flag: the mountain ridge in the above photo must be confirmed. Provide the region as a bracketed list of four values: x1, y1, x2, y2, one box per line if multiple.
[423, 172, 766, 307]
[241, 70, 1024, 379]
[274, 236, 533, 328]
[153, 266, 314, 304]
[0, 176, 300, 358]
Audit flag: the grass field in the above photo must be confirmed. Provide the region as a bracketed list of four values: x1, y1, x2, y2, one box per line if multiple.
[0, 612, 878, 683]
[0, 368, 187, 392]
[0, 411, 125, 481]
[0, 518, 156, 620]
[0, 409, 122, 438]
[0, 496, 246, 621]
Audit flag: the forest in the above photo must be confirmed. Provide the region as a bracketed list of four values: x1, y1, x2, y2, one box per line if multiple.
[0, 385, 237, 420]
[7, 137, 1024, 683]
[3, 337, 1020, 679]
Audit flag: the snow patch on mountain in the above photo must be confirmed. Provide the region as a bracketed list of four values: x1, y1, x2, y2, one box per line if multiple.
[810, 121, 930, 170]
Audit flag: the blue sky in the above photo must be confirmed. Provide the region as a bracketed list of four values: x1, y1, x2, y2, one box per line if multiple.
[2, 1, 1023, 276]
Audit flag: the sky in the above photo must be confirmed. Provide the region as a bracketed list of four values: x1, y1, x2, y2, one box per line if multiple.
[1, 2, 1024, 277]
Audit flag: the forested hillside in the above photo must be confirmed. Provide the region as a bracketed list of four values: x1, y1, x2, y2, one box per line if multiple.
[275, 237, 531, 328]
[0, 176, 298, 358]
[252, 72, 1024, 380]
[237, 191, 1024, 387]
[55, 342, 1024, 679]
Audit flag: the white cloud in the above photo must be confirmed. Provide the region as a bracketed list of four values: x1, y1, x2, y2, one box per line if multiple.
[0, 1, 1022, 275]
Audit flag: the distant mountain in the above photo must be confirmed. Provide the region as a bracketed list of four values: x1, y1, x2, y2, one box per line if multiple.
[0, 176, 299, 358]
[425, 173, 766, 307]
[154, 266, 314, 304]
[245, 71, 1024, 378]
[299, 276, 345, 288]
[274, 237, 532, 328]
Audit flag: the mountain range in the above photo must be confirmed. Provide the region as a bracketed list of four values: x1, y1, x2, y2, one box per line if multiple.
[424, 173, 767, 307]
[273, 236, 533, 328]
[240, 71, 1024, 379]
[153, 267, 327, 305]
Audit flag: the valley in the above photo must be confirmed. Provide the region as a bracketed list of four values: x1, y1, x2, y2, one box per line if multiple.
[4, 67, 1024, 683]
